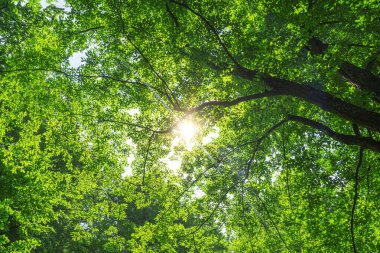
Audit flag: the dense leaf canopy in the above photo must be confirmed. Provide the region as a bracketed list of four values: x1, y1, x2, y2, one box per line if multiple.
[1, 0, 380, 252]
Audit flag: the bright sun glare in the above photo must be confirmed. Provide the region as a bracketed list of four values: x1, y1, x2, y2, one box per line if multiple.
[177, 120, 197, 150]
[178, 121, 197, 140]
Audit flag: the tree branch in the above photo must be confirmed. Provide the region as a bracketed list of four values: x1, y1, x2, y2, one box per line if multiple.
[177, 89, 282, 113]
[351, 147, 363, 253]
[70, 114, 174, 134]
[142, 133, 155, 185]
[125, 35, 180, 108]
[248, 186, 290, 251]
[171, 1, 238, 66]
[263, 77, 380, 132]
[207, 50, 380, 132]
[172, 2, 380, 132]
[166, 2, 179, 27]
[181, 183, 236, 237]
[240, 115, 380, 159]
[246, 119, 289, 176]
[240, 183, 256, 252]
[77, 26, 105, 34]
[170, 0, 257, 77]
[0, 68, 71, 77]
[287, 115, 380, 153]
[113, 2, 180, 109]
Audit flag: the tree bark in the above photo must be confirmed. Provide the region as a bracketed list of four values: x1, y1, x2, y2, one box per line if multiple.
[263, 76, 380, 132]
[225, 66, 380, 132]
[307, 37, 380, 99]
[287, 115, 380, 153]
[339, 61, 380, 99]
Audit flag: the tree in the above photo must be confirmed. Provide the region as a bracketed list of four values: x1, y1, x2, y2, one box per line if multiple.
[1, 0, 380, 252]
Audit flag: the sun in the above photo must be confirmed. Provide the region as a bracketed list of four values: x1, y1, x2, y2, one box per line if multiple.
[178, 120, 197, 141]
[177, 120, 197, 150]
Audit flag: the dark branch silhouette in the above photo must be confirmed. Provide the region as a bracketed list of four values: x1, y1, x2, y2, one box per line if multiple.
[171, 0, 257, 78]
[287, 115, 380, 153]
[142, 133, 155, 185]
[166, 2, 179, 27]
[177, 90, 282, 113]
[351, 148, 363, 253]
[77, 25, 105, 34]
[113, 2, 180, 109]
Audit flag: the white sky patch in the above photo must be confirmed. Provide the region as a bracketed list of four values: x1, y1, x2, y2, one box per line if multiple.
[125, 138, 134, 146]
[162, 157, 182, 174]
[122, 153, 135, 178]
[40, 0, 71, 11]
[121, 139, 136, 178]
[202, 126, 219, 145]
[271, 170, 281, 185]
[68, 42, 100, 69]
[193, 186, 205, 199]
[69, 51, 86, 68]
[128, 108, 140, 117]
[122, 165, 133, 178]
[221, 224, 227, 236]
[159, 137, 182, 173]
[102, 105, 111, 112]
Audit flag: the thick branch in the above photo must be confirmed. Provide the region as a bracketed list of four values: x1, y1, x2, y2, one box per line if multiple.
[339, 61, 380, 100]
[240, 115, 380, 154]
[263, 77, 380, 132]
[179, 68, 380, 132]
[169, 1, 380, 130]
[208, 56, 380, 132]
[186, 65, 380, 132]
[287, 115, 380, 153]
[307, 37, 380, 99]
[178, 90, 282, 113]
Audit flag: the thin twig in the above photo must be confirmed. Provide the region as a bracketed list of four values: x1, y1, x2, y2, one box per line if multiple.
[240, 182, 256, 253]
[181, 183, 236, 237]
[248, 185, 290, 252]
[113, 1, 180, 109]
[77, 26, 105, 34]
[142, 133, 155, 185]
[171, 0, 249, 74]
[351, 147, 363, 253]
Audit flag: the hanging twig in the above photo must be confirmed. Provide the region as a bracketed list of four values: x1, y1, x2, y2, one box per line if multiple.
[142, 133, 155, 185]
[350, 123, 364, 253]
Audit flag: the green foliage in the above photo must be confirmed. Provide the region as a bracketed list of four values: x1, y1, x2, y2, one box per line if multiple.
[0, 0, 379, 252]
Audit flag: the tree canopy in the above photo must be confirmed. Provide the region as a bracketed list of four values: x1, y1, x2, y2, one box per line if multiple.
[1, 0, 380, 252]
